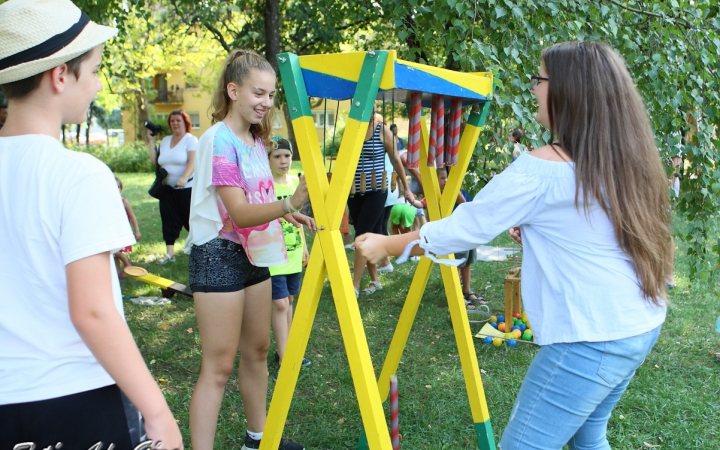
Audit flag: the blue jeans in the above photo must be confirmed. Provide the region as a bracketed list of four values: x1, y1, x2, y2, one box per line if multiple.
[498, 326, 661, 450]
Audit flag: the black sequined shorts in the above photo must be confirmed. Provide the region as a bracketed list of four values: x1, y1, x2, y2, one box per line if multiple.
[189, 237, 270, 293]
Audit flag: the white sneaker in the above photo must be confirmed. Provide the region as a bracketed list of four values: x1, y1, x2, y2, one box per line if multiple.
[345, 244, 355, 250]
[377, 263, 394, 273]
[410, 256, 421, 262]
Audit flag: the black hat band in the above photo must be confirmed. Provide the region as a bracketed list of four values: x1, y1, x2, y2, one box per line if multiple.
[0, 12, 91, 72]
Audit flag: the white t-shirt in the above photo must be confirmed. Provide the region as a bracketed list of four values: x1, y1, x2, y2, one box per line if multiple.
[158, 133, 198, 188]
[0, 135, 135, 405]
[384, 149, 406, 207]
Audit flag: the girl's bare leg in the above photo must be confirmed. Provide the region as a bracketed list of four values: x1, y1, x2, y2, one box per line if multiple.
[272, 296, 290, 363]
[189, 290, 245, 450]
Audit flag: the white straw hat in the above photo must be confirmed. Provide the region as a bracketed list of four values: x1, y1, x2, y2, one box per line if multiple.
[0, 0, 117, 85]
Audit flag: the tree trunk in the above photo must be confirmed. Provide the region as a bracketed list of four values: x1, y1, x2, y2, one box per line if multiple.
[76, 124, 81, 143]
[264, 0, 280, 73]
[137, 85, 150, 142]
[61, 125, 66, 144]
[264, 0, 298, 158]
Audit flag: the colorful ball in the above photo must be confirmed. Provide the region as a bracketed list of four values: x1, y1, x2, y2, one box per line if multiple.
[513, 313, 521, 319]
[490, 315, 498, 323]
[511, 325, 521, 332]
[522, 331, 533, 341]
[519, 323, 527, 332]
[512, 329, 522, 339]
[504, 332, 514, 340]
[483, 336, 493, 345]
[498, 322, 506, 332]
[497, 315, 505, 323]
[507, 339, 518, 348]
[490, 321, 498, 329]
[492, 338, 503, 347]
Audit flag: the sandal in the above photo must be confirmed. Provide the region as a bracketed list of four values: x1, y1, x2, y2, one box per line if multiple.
[156, 253, 176, 264]
[362, 281, 383, 295]
[463, 290, 486, 308]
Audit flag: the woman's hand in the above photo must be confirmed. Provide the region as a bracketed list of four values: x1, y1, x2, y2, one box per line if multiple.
[143, 410, 184, 450]
[176, 176, 188, 188]
[289, 174, 309, 211]
[404, 190, 415, 204]
[354, 233, 390, 264]
[508, 227, 522, 246]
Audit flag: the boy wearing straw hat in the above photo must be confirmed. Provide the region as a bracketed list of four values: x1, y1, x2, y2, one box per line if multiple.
[0, 1, 182, 449]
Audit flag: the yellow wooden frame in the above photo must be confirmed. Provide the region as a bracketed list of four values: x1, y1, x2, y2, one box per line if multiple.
[261, 51, 496, 450]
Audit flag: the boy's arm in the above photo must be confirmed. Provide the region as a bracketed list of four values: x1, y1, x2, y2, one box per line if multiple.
[300, 225, 309, 266]
[67, 253, 182, 449]
[123, 199, 141, 240]
[456, 192, 466, 204]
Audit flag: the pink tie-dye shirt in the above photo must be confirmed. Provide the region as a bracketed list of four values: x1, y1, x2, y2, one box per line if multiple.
[211, 123, 287, 267]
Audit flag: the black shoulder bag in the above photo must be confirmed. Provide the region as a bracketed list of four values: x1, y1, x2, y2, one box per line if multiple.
[148, 144, 172, 199]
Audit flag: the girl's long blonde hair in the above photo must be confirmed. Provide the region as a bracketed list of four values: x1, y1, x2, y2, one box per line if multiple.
[543, 41, 670, 305]
[210, 49, 275, 149]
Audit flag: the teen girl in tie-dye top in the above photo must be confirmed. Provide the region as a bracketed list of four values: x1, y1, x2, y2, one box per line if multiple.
[184, 50, 313, 450]
[212, 122, 286, 267]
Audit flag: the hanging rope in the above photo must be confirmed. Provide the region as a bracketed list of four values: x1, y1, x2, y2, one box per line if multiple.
[428, 96, 437, 167]
[435, 94, 445, 167]
[407, 91, 421, 168]
[448, 97, 462, 166]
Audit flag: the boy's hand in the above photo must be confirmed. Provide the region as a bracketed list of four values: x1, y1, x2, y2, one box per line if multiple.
[302, 248, 309, 267]
[134, 231, 142, 241]
[144, 411, 184, 450]
[508, 227, 522, 246]
[354, 233, 389, 264]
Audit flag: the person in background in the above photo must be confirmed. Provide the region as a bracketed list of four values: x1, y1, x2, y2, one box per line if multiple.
[267, 136, 311, 381]
[114, 176, 142, 278]
[348, 104, 413, 297]
[147, 109, 197, 263]
[510, 128, 526, 161]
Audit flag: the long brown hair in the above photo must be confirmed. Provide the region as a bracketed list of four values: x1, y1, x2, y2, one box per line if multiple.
[543, 41, 670, 304]
[210, 49, 275, 148]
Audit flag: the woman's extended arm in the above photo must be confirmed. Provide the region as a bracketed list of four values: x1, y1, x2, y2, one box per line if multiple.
[147, 130, 158, 165]
[382, 124, 414, 203]
[355, 230, 423, 264]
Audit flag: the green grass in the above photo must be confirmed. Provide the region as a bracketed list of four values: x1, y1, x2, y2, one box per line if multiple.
[118, 173, 720, 449]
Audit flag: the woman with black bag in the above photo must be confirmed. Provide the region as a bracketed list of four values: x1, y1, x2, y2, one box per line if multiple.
[147, 109, 197, 263]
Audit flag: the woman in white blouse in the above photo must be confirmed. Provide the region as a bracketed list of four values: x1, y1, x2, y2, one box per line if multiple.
[356, 41, 670, 449]
[148, 109, 197, 263]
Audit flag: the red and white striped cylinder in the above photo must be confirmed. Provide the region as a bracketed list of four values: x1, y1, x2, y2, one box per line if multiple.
[448, 97, 463, 166]
[390, 375, 399, 450]
[428, 96, 437, 167]
[406, 92, 422, 168]
[435, 94, 445, 167]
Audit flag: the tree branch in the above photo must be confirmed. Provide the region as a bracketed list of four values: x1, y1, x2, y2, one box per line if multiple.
[296, 18, 371, 54]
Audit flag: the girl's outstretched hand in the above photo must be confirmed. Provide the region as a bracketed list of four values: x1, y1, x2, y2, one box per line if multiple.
[354, 233, 389, 264]
[508, 227, 522, 246]
[290, 212, 316, 232]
